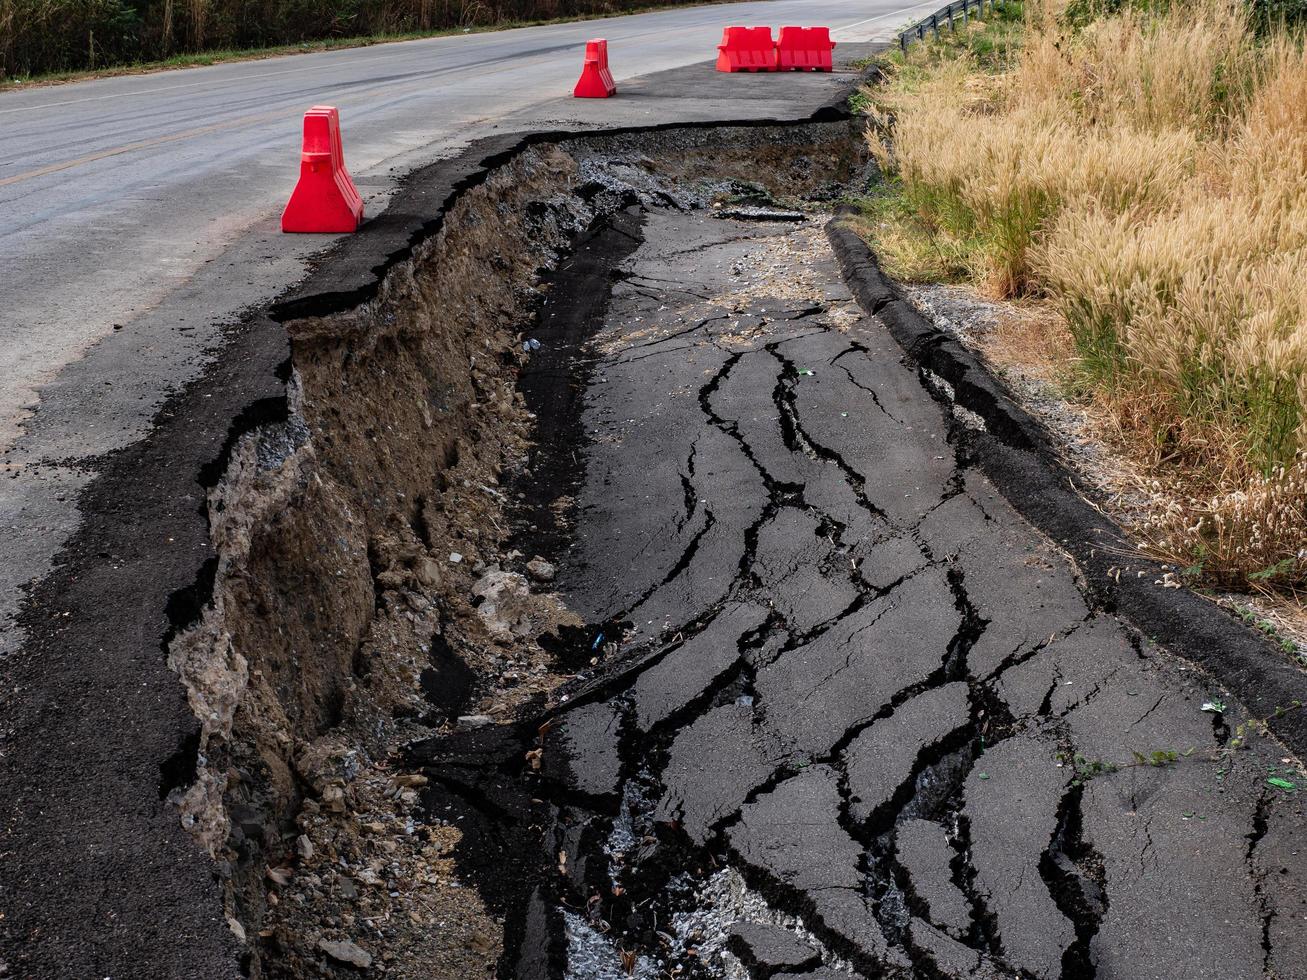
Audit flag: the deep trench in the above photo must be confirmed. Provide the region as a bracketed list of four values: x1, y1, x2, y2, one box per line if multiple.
[405, 171, 1044, 979]
[160, 116, 890, 978]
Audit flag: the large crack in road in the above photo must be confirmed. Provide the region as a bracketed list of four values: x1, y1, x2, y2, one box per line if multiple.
[8, 90, 1305, 977]
[411, 178, 1307, 978]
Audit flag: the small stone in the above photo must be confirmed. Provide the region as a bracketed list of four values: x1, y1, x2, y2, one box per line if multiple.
[321, 785, 346, 813]
[415, 558, 442, 587]
[526, 557, 556, 583]
[449, 552, 464, 564]
[458, 714, 493, 729]
[318, 938, 372, 968]
[297, 834, 315, 861]
[225, 915, 247, 944]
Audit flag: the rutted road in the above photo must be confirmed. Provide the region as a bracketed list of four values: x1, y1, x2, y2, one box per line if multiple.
[418, 198, 1307, 976]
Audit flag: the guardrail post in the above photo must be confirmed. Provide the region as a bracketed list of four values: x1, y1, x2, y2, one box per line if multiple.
[901, 0, 1007, 52]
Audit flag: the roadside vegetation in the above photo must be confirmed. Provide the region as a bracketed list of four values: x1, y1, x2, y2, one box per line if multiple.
[0, 0, 705, 82]
[858, 0, 1307, 596]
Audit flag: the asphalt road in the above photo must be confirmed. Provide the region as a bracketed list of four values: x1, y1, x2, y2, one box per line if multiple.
[0, 0, 933, 658]
[5, 10, 1307, 977]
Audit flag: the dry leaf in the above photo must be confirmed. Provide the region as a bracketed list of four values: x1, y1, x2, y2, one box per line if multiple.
[619, 948, 637, 976]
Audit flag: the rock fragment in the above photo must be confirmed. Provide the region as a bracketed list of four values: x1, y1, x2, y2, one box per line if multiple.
[658, 703, 793, 843]
[544, 700, 624, 800]
[318, 938, 372, 968]
[756, 570, 959, 757]
[963, 735, 1074, 979]
[526, 557, 556, 582]
[630, 602, 770, 731]
[895, 818, 971, 939]
[727, 765, 908, 970]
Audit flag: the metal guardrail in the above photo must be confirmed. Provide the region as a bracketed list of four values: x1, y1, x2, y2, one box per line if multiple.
[898, 0, 1005, 50]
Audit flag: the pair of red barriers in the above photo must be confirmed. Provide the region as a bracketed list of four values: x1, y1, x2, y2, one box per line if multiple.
[717, 26, 836, 72]
[575, 25, 834, 97]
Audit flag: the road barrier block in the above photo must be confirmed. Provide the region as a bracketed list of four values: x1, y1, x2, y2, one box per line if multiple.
[281, 106, 364, 234]
[715, 26, 778, 72]
[777, 26, 836, 71]
[574, 38, 617, 98]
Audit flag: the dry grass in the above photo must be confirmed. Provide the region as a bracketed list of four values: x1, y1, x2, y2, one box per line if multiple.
[862, 0, 1307, 590]
[1143, 454, 1307, 586]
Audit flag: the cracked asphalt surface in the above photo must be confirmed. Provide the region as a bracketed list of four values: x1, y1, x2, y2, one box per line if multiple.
[432, 210, 1307, 977]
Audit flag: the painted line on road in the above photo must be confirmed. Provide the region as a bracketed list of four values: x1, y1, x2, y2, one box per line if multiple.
[0, 109, 289, 187]
[833, 0, 947, 36]
[0, 39, 575, 187]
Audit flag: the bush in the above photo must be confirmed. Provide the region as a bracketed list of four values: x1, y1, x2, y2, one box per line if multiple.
[865, 0, 1307, 588]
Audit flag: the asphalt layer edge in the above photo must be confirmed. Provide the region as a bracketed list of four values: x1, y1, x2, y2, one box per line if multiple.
[826, 211, 1307, 758]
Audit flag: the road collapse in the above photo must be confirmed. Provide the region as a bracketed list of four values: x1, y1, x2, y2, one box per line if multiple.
[8, 22, 1307, 980]
[167, 116, 877, 977]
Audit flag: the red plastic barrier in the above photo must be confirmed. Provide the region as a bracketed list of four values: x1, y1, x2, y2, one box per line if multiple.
[574, 38, 617, 98]
[777, 26, 836, 71]
[715, 26, 778, 73]
[281, 106, 364, 234]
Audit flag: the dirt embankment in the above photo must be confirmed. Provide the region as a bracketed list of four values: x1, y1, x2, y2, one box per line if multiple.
[162, 119, 867, 977]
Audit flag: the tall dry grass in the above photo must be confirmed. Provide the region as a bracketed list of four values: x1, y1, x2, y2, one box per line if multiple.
[868, 0, 1307, 588]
